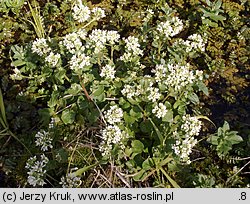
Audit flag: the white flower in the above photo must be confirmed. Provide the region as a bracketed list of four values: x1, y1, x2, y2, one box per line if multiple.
[35, 130, 53, 152]
[104, 105, 123, 124]
[187, 34, 206, 52]
[124, 36, 143, 56]
[72, 1, 91, 23]
[147, 87, 161, 102]
[32, 38, 51, 56]
[121, 84, 137, 99]
[153, 63, 202, 92]
[45, 52, 60, 67]
[69, 52, 91, 72]
[61, 32, 82, 54]
[181, 115, 202, 137]
[100, 64, 116, 80]
[60, 173, 81, 188]
[152, 103, 167, 118]
[88, 29, 107, 53]
[99, 125, 128, 157]
[92, 7, 105, 20]
[106, 30, 120, 45]
[25, 154, 49, 187]
[77, 28, 87, 40]
[157, 17, 184, 39]
[172, 137, 198, 164]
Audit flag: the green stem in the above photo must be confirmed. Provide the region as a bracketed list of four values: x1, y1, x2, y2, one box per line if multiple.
[159, 167, 180, 188]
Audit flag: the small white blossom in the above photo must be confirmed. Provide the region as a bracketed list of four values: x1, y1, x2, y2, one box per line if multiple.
[99, 125, 128, 157]
[92, 7, 105, 20]
[69, 52, 91, 72]
[152, 103, 167, 118]
[147, 87, 161, 102]
[61, 32, 82, 54]
[124, 36, 143, 56]
[121, 84, 137, 99]
[72, 1, 91, 23]
[32, 38, 51, 56]
[157, 17, 184, 39]
[181, 115, 202, 137]
[153, 63, 202, 92]
[45, 52, 60, 67]
[172, 137, 198, 164]
[106, 30, 120, 45]
[60, 173, 81, 188]
[77, 28, 87, 40]
[35, 130, 53, 152]
[104, 105, 123, 125]
[100, 64, 116, 80]
[25, 154, 49, 187]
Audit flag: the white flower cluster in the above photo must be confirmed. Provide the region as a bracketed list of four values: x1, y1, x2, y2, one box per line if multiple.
[92, 7, 106, 20]
[100, 64, 116, 80]
[72, 1, 105, 23]
[173, 34, 207, 53]
[72, 1, 90, 23]
[32, 38, 51, 56]
[104, 105, 123, 124]
[61, 32, 83, 54]
[122, 77, 161, 102]
[60, 173, 81, 188]
[181, 115, 202, 137]
[25, 154, 49, 187]
[99, 105, 128, 157]
[172, 115, 202, 164]
[152, 63, 203, 92]
[69, 52, 91, 72]
[45, 52, 61, 67]
[172, 136, 198, 164]
[152, 103, 167, 118]
[35, 130, 53, 152]
[99, 125, 129, 157]
[156, 17, 184, 39]
[120, 36, 143, 63]
[88, 29, 120, 54]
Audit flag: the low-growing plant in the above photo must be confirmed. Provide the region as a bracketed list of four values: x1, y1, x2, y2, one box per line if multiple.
[2, 0, 249, 188]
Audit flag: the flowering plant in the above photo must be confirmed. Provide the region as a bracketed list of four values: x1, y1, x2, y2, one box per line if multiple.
[9, 1, 228, 187]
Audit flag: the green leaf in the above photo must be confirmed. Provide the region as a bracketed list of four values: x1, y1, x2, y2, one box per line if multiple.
[133, 169, 147, 181]
[222, 121, 230, 132]
[77, 96, 88, 109]
[188, 93, 200, 104]
[140, 120, 152, 133]
[48, 92, 59, 108]
[124, 112, 136, 124]
[202, 18, 218, 27]
[142, 158, 154, 171]
[129, 107, 143, 120]
[162, 110, 173, 122]
[131, 140, 144, 154]
[54, 68, 66, 84]
[214, 0, 222, 10]
[61, 109, 75, 124]
[11, 59, 26, 67]
[208, 135, 219, 145]
[228, 134, 243, 145]
[74, 163, 98, 177]
[92, 85, 104, 97]
[197, 81, 209, 96]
